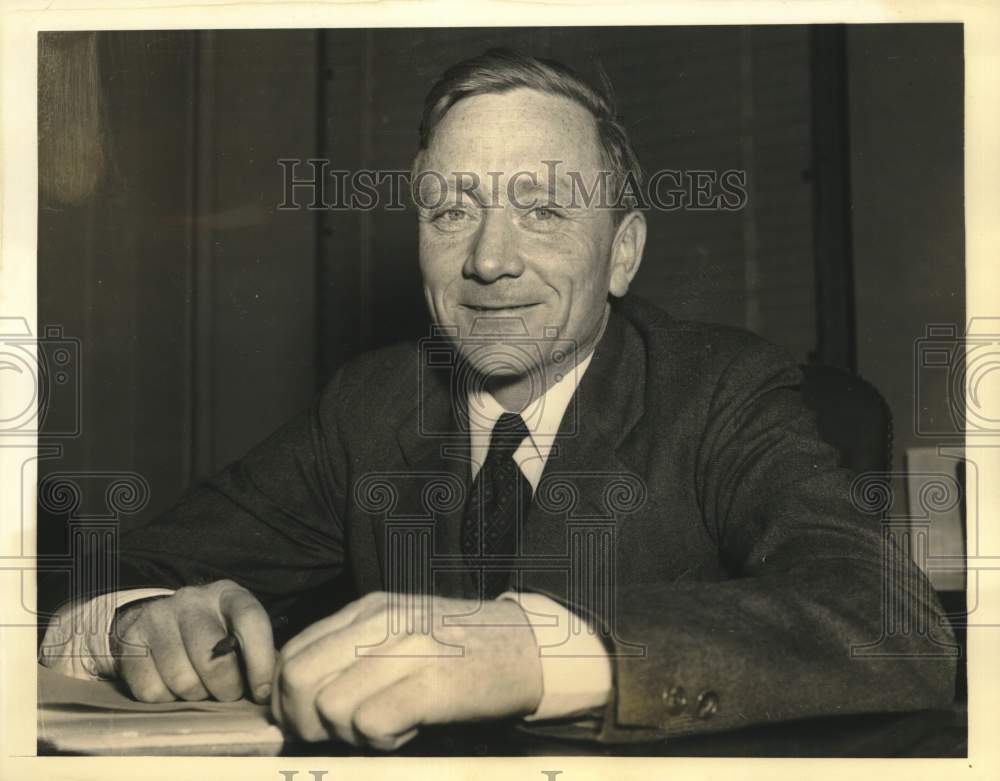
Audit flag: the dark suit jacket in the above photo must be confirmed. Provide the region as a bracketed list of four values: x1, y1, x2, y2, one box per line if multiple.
[112, 294, 958, 742]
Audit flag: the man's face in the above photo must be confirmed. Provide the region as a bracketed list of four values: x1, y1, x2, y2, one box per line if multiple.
[416, 88, 638, 386]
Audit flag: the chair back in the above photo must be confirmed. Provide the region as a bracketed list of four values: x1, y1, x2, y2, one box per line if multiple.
[799, 363, 893, 474]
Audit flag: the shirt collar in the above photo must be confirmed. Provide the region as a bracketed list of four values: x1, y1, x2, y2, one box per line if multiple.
[467, 349, 595, 465]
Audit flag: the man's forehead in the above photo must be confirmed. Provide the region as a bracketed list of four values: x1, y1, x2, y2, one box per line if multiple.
[422, 88, 605, 176]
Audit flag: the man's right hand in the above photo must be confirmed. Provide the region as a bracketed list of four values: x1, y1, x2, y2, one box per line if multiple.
[110, 579, 275, 704]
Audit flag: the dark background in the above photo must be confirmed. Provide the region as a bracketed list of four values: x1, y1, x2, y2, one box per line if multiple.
[36, 25, 964, 588]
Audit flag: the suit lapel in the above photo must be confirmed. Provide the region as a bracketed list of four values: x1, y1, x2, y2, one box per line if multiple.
[391, 356, 474, 595]
[522, 304, 647, 562]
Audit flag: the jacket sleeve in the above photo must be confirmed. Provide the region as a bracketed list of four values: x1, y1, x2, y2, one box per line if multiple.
[107, 368, 352, 621]
[590, 339, 958, 742]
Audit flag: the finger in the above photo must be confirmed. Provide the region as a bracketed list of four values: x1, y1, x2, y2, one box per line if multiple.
[220, 588, 275, 703]
[365, 727, 419, 753]
[276, 605, 410, 741]
[275, 635, 357, 742]
[313, 656, 417, 745]
[282, 619, 366, 682]
[147, 619, 209, 701]
[272, 598, 376, 725]
[351, 673, 433, 751]
[276, 615, 382, 733]
[279, 594, 376, 660]
[179, 608, 243, 701]
[117, 628, 175, 703]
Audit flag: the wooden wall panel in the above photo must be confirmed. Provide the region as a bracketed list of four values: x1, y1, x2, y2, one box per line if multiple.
[38, 30, 320, 546]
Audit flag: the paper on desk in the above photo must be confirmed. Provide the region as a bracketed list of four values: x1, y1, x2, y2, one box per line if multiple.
[38, 664, 269, 714]
[38, 664, 285, 756]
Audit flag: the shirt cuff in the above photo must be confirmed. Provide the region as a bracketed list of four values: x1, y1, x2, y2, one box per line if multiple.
[39, 588, 176, 680]
[498, 590, 612, 721]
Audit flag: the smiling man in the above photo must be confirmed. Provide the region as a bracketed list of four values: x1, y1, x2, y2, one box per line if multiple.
[41, 49, 957, 750]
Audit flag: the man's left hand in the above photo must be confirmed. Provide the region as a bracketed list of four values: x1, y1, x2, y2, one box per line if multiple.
[271, 591, 544, 749]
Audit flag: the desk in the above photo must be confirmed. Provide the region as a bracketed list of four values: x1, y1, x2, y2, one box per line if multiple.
[42, 705, 964, 757]
[37, 662, 967, 758]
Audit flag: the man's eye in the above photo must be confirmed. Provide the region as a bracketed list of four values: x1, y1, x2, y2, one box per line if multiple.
[527, 206, 563, 223]
[435, 208, 467, 222]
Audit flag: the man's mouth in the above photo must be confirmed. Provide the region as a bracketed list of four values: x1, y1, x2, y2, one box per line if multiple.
[460, 303, 540, 312]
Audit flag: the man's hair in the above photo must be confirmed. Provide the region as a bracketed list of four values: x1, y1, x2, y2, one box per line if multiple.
[416, 48, 643, 225]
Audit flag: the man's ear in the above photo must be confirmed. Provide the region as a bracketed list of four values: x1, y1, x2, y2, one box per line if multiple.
[608, 209, 647, 298]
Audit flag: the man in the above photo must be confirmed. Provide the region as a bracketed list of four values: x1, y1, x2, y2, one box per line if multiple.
[41, 49, 957, 749]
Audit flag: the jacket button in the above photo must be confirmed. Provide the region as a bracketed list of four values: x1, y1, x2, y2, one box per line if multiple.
[695, 690, 719, 719]
[662, 685, 687, 715]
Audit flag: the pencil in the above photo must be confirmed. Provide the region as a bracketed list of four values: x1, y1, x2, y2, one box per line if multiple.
[210, 614, 288, 659]
[210, 634, 239, 659]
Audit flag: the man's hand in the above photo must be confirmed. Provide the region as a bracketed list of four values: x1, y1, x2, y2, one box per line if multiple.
[110, 579, 275, 704]
[271, 592, 544, 750]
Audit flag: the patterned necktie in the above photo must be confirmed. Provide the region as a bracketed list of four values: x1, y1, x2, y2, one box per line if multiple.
[462, 412, 532, 599]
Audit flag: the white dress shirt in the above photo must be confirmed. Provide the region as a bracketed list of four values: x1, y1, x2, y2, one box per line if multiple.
[40, 350, 612, 721]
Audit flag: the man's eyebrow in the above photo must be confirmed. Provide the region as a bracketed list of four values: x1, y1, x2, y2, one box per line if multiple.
[453, 180, 491, 206]
[421, 171, 585, 207]
[509, 172, 577, 200]
[416, 177, 489, 208]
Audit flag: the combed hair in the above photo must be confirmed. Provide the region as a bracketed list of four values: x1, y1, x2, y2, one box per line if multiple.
[416, 48, 643, 224]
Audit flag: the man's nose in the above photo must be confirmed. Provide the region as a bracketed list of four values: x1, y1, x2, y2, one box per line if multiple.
[464, 209, 524, 282]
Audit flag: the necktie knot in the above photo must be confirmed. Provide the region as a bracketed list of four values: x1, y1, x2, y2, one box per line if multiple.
[488, 412, 530, 458]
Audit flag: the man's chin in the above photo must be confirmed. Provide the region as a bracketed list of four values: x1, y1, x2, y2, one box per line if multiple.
[456, 345, 545, 381]
[463, 363, 548, 404]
